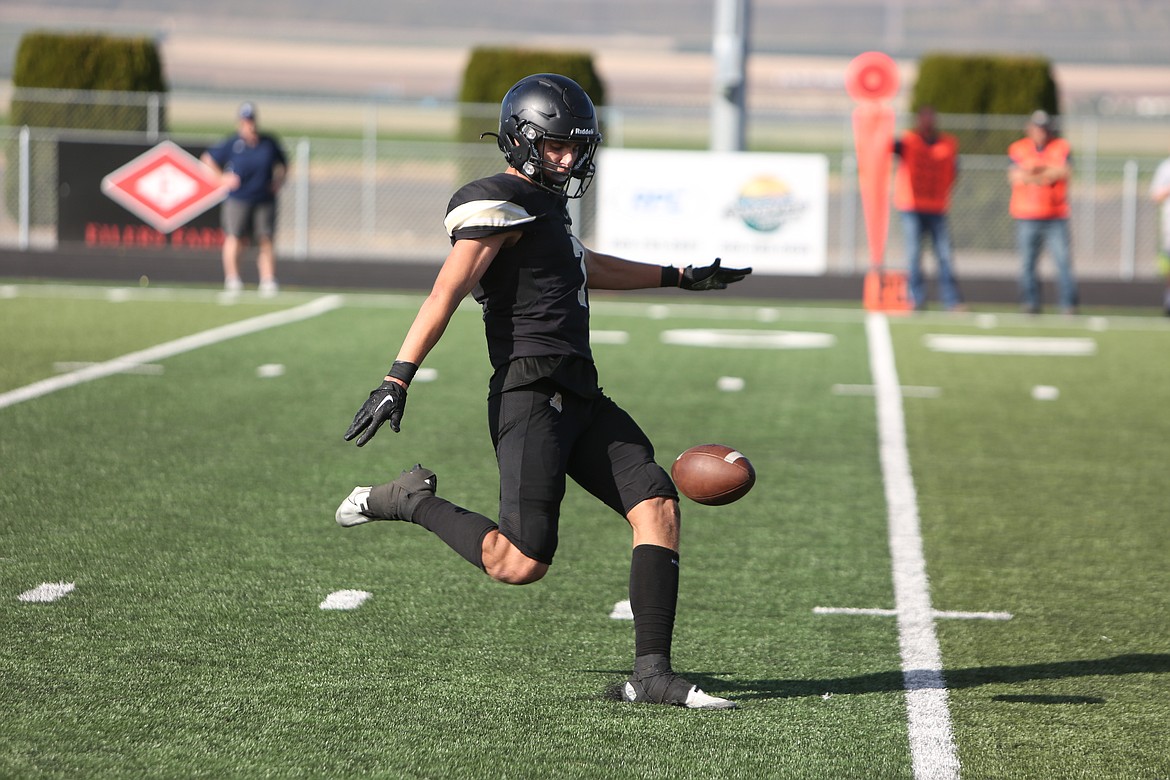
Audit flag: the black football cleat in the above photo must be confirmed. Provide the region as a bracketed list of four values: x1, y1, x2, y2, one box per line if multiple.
[619, 655, 736, 710]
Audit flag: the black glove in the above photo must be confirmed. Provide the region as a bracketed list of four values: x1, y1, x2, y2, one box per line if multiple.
[680, 258, 752, 291]
[343, 380, 407, 446]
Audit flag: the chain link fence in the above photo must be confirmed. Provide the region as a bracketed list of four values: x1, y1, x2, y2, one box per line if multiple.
[3, 87, 1169, 280]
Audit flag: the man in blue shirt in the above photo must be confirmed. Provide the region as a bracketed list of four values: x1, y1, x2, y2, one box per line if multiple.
[201, 102, 288, 297]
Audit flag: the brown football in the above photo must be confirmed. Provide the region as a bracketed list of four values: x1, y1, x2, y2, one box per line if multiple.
[670, 444, 756, 506]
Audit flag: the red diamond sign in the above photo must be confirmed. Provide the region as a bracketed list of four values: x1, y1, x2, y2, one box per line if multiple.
[101, 141, 228, 234]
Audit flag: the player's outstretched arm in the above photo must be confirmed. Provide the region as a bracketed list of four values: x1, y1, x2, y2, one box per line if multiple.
[583, 248, 662, 289]
[343, 234, 509, 447]
[585, 250, 751, 291]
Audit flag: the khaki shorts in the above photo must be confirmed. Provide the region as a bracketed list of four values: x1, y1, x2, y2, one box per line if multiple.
[221, 198, 276, 240]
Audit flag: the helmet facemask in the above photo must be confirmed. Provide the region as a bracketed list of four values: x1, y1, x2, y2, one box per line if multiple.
[504, 121, 599, 199]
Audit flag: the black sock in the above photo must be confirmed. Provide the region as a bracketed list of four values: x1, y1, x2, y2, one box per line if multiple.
[412, 496, 497, 571]
[629, 544, 679, 664]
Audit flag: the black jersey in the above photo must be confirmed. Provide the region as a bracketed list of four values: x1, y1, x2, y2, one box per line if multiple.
[445, 173, 598, 395]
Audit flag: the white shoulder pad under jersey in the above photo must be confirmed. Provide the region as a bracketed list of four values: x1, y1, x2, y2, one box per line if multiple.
[444, 199, 537, 238]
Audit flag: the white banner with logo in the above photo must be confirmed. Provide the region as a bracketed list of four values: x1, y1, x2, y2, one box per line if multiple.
[593, 149, 828, 275]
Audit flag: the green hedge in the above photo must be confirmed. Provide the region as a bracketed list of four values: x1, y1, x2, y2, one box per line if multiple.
[912, 53, 1057, 113]
[13, 31, 166, 90]
[456, 48, 606, 184]
[11, 31, 167, 131]
[458, 48, 605, 131]
[7, 31, 169, 224]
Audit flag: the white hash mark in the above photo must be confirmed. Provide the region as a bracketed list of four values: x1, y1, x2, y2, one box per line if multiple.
[19, 582, 76, 603]
[319, 590, 372, 610]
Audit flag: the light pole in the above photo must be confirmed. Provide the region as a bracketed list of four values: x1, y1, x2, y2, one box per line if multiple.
[711, 0, 749, 152]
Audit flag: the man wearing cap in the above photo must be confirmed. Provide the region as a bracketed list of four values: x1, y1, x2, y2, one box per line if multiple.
[201, 102, 288, 297]
[1008, 109, 1078, 314]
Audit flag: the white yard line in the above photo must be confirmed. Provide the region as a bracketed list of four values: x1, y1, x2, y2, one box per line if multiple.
[924, 334, 1097, 356]
[866, 312, 962, 780]
[0, 295, 343, 410]
[814, 606, 1013, 621]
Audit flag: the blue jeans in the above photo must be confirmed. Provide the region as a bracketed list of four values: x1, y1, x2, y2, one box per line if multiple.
[1016, 218, 1078, 311]
[900, 211, 963, 310]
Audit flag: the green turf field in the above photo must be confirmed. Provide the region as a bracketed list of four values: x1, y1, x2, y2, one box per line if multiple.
[2, 283, 1168, 779]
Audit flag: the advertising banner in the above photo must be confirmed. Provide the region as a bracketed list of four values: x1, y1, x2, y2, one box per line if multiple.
[594, 149, 828, 275]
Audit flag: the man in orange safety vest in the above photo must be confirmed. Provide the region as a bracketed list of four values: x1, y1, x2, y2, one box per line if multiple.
[894, 105, 966, 311]
[1008, 110, 1079, 314]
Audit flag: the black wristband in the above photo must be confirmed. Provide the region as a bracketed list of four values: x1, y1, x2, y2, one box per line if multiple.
[659, 266, 681, 288]
[387, 360, 418, 386]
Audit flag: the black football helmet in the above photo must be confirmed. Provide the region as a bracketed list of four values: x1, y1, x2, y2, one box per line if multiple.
[493, 73, 602, 199]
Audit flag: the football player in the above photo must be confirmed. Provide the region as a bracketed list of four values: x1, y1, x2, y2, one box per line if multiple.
[337, 73, 750, 709]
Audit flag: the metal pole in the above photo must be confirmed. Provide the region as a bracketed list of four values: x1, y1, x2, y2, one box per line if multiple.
[605, 107, 624, 149]
[363, 103, 377, 235]
[1079, 116, 1097, 271]
[147, 93, 160, 142]
[1120, 159, 1138, 281]
[841, 152, 858, 273]
[18, 126, 30, 251]
[295, 138, 310, 260]
[711, 0, 749, 152]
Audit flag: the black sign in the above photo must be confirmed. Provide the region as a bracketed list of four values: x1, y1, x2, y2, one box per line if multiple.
[58, 139, 224, 251]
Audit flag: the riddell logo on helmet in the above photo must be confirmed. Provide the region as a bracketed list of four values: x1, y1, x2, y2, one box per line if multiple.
[570, 128, 594, 136]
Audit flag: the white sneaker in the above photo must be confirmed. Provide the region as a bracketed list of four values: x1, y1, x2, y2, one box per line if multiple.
[224, 277, 243, 294]
[258, 279, 279, 298]
[335, 486, 374, 527]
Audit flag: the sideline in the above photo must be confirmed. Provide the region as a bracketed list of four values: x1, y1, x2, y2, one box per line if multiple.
[0, 294, 343, 410]
[866, 312, 961, 780]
